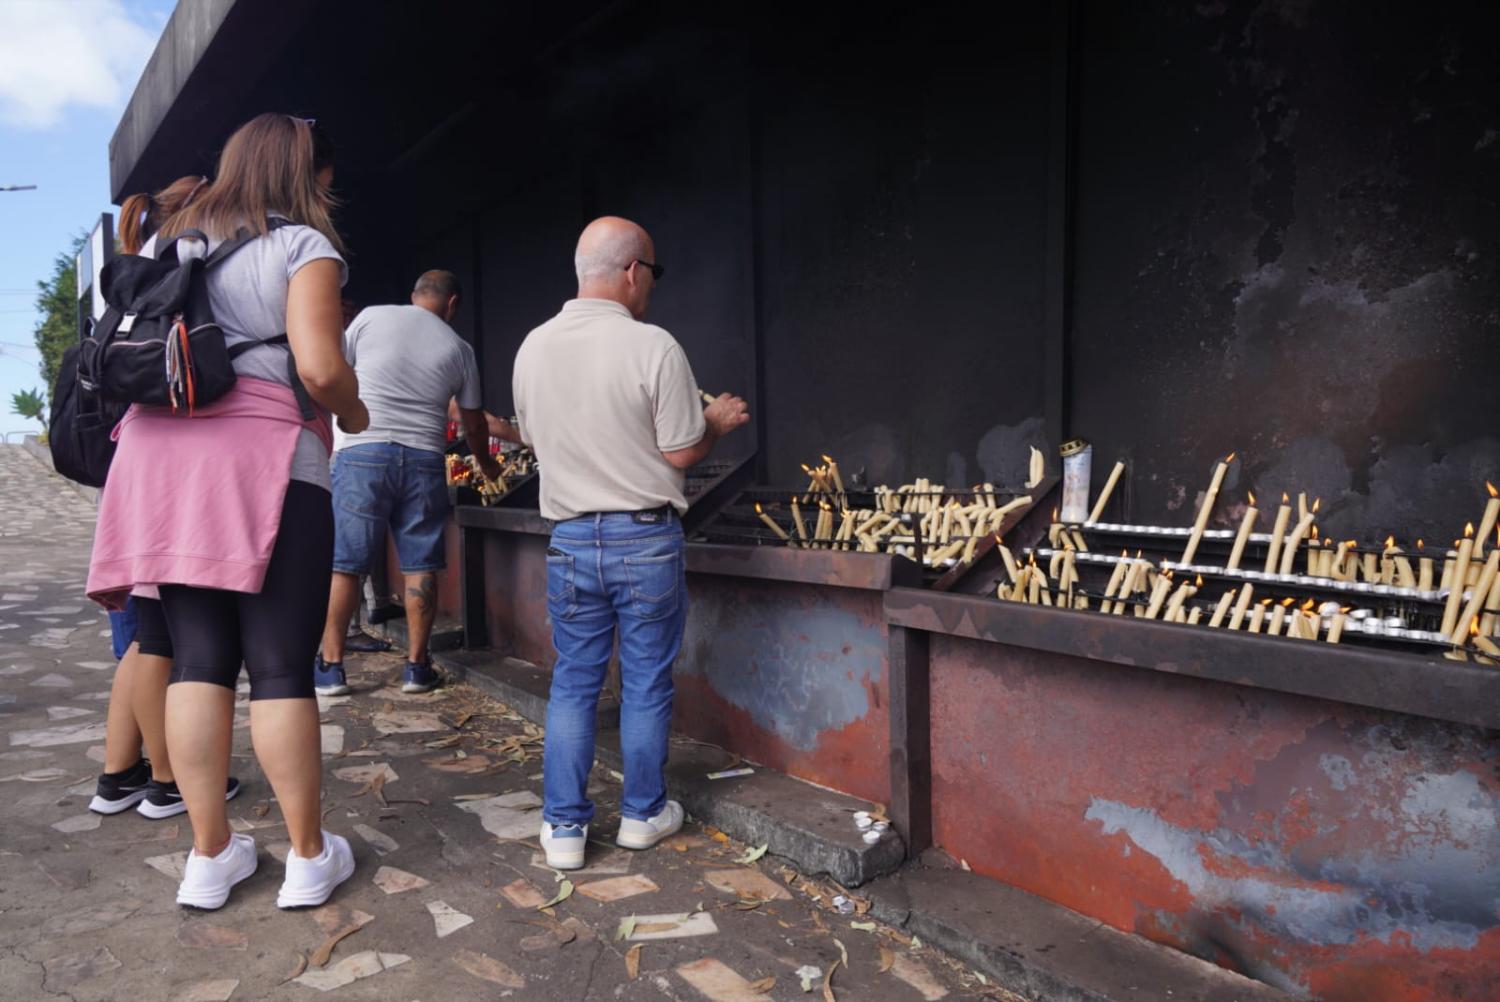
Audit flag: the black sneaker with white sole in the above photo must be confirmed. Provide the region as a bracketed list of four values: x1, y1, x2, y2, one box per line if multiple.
[88, 759, 152, 815]
[138, 776, 242, 819]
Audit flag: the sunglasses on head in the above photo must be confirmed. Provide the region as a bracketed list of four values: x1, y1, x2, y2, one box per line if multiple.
[627, 259, 665, 281]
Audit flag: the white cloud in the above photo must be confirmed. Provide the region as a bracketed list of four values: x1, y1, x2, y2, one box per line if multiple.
[0, 0, 159, 128]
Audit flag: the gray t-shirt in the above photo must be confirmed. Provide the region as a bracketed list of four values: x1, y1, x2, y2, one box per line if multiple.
[513, 299, 706, 521]
[152, 220, 347, 489]
[337, 304, 483, 455]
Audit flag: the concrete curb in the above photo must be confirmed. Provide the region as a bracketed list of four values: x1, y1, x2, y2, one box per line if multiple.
[446, 648, 902, 888]
[864, 865, 1291, 1002]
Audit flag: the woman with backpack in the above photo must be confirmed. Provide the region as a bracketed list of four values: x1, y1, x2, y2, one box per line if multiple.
[88, 114, 369, 911]
[90, 175, 241, 823]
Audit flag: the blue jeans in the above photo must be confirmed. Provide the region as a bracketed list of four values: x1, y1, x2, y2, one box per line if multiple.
[543, 512, 686, 826]
[331, 443, 449, 574]
[107, 596, 139, 660]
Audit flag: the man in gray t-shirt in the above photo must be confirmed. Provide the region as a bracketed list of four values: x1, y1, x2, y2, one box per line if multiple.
[315, 270, 518, 696]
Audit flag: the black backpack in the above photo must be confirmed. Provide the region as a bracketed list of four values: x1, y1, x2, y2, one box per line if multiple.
[50, 219, 311, 487]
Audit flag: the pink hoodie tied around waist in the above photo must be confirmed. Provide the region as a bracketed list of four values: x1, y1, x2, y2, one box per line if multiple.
[87, 377, 331, 610]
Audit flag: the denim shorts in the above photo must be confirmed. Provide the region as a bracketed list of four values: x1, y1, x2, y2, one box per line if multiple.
[331, 443, 449, 574]
[107, 596, 139, 660]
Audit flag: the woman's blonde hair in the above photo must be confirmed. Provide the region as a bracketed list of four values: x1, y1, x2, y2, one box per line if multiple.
[158, 113, 343, 253]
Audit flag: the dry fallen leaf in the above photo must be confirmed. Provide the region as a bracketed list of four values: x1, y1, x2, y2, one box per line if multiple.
[822, 958, 841, 1002]
[748, 975, 776, 993]
[735, 844, 768, 865]
[310, 920, 365, 967]
[251, 801, 270, 818]
[624, 943, 642, 980]
[615, 915, 637, 941]
[878, 946, 894, 973]
[278, 951, 308, 986]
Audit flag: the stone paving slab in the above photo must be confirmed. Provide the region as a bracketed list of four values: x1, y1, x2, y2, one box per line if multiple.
[0, 447, 1011, 1002]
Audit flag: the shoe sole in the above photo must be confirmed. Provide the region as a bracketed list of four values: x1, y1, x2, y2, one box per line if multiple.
[401, 682, 435, 694]
[542, 847, 586, 869]
[276, 849, 356, 909]
[616, 815, 684, 851]
[315, 685, 352, 696]
[176, 852, 257, 910]
[139, 780, 241, 820]
[88, 789, 149, 815]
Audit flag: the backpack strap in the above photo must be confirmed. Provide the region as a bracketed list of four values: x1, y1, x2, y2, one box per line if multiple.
[227, 333, 316, 421]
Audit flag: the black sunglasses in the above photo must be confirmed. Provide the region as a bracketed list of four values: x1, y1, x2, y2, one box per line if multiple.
[626, 259, 665, 281]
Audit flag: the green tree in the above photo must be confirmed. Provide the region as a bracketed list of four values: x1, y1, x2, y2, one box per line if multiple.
[11, 388, 45, 427]
[33, 233, 87, 395]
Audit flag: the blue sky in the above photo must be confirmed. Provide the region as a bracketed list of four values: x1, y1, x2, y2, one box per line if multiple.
[0, 0, 174, 433]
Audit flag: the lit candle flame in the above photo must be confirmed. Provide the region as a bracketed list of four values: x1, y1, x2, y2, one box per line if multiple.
[1465, 522, 1475, 538]
[1385, 535, 1395, 548]
[1282, 492, 1290, 504]
[1224, 452, 1237, 464]
[1281, 597, 1295, 607]
[1340, 606, 1352, 614]
[1260, 598, 1274, 606]
[1301, 598, 1316, 612]
[1195, 574, 1204, 587]
[1312, 498, 1321, 513]
[821, 454, 835, 465]
[1471, 616, 1481, 637]
[1248, 490, 1257, 505]
[755, 503, 764, 514]
[1417, 539, 1425, 550]
[1488, 481, 1497, 499]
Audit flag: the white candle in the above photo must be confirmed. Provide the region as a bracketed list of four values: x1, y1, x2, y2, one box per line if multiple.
[1208, 589, 1237, 628]
[1448, 550, 1499, 645]
[1440, 538, 1475, 637]
[1181, 455, 1233, 566]
[755, 504, 790, 542]
[1264, 504, 1292, 573]
[1228, 582, 1255, 630]
[1278, 513, 1317, 577]
[1227, 504, 1258, 571]
[1477, 483, 1499, 558]
[1326, 613, 1345, 644]
[1087, 461, 1126, 524]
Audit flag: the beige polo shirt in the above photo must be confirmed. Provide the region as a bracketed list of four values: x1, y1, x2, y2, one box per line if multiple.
[513, 299, 707, 521]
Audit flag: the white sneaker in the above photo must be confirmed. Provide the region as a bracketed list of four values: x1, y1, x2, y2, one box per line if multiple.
[540, 821, 588, 870]
[176, 832, 258, 910]
[277, 831, 355, 909]
[616, 800, 684, 850]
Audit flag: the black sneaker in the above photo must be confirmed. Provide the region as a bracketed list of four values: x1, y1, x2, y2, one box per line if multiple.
[138, 776, 242, 820]
[342, 630, 392, 654]
[88, 759, 152, 815]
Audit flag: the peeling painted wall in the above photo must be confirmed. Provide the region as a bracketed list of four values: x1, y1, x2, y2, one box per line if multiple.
[928, 635, 1500, 999]
[677, 575, 891, 804]
[1070, 1, 1500, 543]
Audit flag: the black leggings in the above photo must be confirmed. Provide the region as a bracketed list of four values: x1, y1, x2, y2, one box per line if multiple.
[160, 481, 333, 701]
[134, 596, 173, 658]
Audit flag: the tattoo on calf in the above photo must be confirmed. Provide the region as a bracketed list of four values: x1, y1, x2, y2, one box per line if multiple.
[407, 576, 436, 611]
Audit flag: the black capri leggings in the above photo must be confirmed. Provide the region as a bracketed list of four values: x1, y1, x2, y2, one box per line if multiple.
[160, 481, 333, 701]
[134, 596, 173, 658]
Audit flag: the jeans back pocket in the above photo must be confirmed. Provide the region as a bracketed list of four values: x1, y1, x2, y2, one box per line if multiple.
[622, 552, 682, 623]
[546, 550, 578, 621]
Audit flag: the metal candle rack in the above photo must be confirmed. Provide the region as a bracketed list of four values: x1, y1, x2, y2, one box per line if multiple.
[1011, 519, 1499, 660]
[693, 483, 1044, 588]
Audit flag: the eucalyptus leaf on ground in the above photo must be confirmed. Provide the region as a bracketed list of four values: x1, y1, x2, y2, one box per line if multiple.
[538, 879, 573, 909]
[735, 843, 768, 865]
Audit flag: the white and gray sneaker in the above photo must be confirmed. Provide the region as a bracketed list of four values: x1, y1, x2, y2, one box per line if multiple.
[276, 830, 355, 909]
[176, 832, 258, 910]
[616, 800, 684, 850]
[540, 821, 588, 870]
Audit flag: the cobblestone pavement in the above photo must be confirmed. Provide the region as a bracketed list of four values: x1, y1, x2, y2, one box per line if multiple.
[0, 447, 1018, 1002]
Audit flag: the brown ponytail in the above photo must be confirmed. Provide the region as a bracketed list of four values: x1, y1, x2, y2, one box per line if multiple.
[119, 175, 211, 254]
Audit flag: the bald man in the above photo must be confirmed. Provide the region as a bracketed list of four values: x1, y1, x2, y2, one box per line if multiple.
[515, 217, 749, 870]
[316, 270, 519, 697]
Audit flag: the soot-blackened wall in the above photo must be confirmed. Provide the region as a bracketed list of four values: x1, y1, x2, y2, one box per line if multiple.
[1069, 2, 1500, 543]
